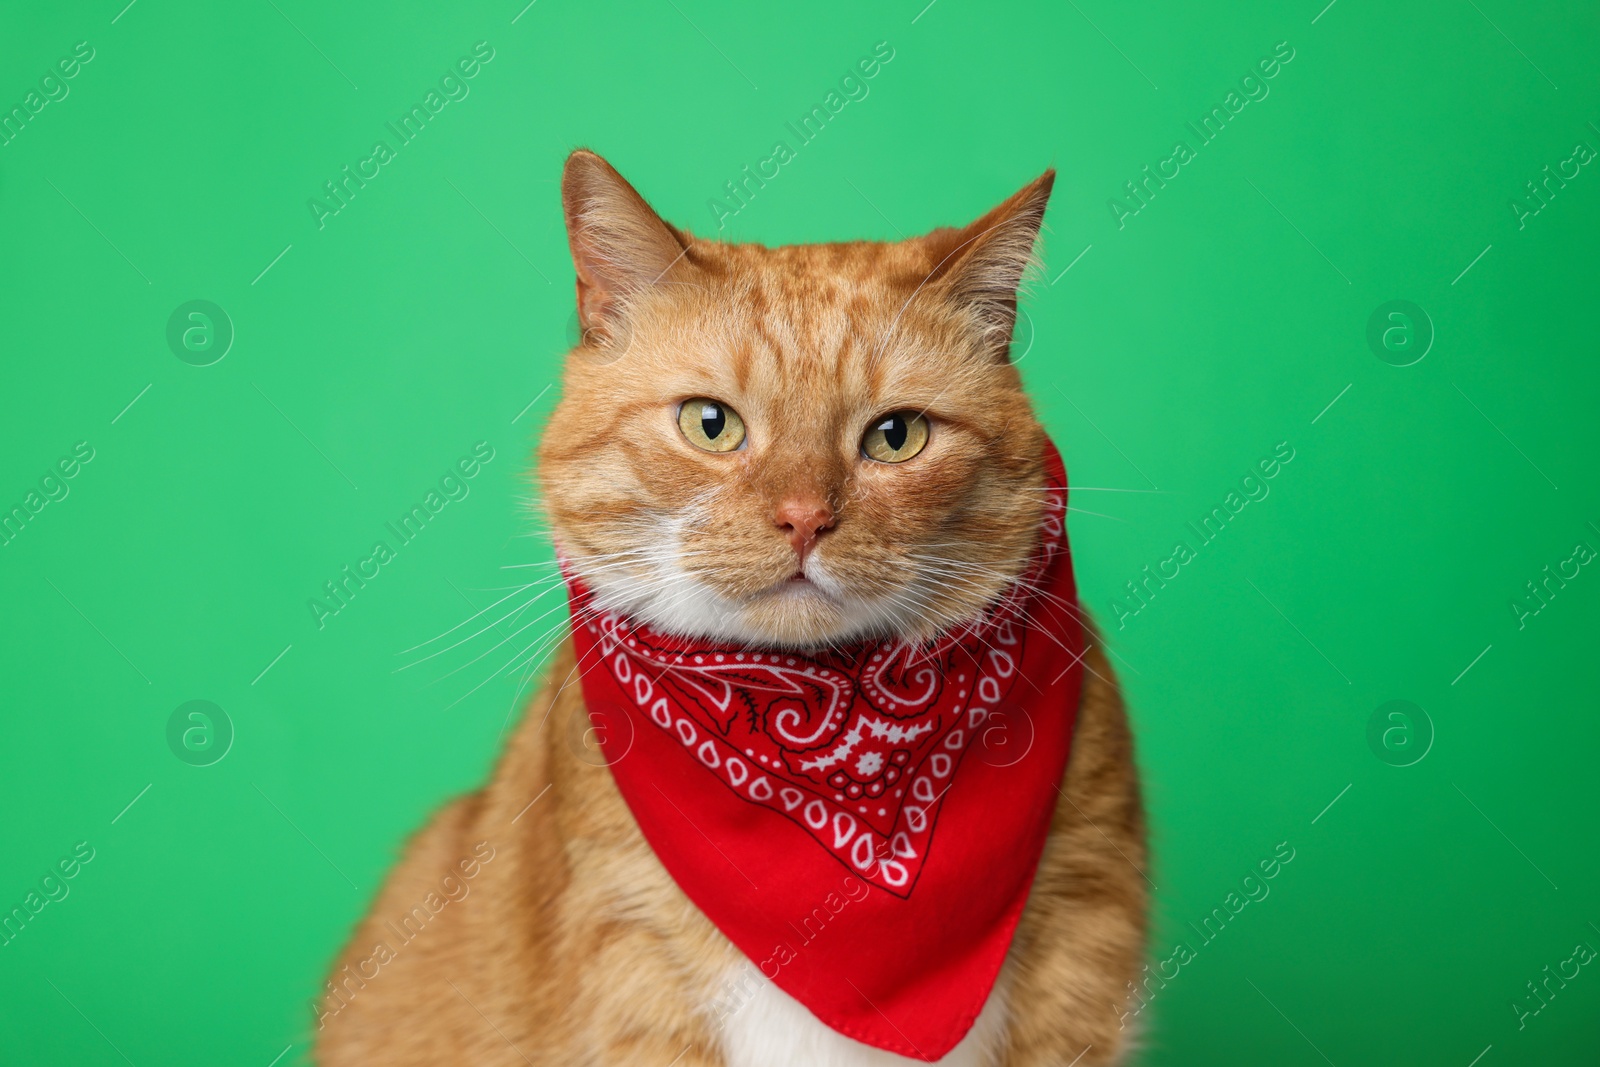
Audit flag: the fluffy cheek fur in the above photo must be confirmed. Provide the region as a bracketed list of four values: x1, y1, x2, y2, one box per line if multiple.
[538, 294, 1047, 649]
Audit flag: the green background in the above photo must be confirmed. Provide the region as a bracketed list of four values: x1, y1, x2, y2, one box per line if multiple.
[2, 0, 1596, 1063]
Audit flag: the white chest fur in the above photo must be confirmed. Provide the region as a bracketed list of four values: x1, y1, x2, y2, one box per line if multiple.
[712, 963, 1010, 1067]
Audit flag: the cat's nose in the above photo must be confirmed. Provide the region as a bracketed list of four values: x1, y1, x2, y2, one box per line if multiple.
[774, 499, 835, 564]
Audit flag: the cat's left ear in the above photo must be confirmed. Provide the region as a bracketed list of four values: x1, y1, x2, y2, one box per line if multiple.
[922, 169, 1054, 360]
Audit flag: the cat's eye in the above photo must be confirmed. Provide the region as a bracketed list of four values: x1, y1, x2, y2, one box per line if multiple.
[677, 398, 747, 453]
[861, 411, 930, 463]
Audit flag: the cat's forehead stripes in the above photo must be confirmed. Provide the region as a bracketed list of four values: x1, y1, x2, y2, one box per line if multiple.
[664, 241, 950, 401]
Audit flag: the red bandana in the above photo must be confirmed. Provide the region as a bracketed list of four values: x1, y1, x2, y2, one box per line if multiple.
[565, 442, 1084, 1061]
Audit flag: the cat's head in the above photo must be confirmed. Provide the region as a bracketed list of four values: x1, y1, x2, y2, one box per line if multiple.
[539, 149, 1054, 649]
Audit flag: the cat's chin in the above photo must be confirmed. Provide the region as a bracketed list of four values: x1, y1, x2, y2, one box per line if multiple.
[604, 585, 884, 650]
[572, 561, 953, 651]
[736, 573, 867, 647]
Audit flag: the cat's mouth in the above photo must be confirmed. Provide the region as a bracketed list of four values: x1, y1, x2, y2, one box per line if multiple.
[765, 566, 833, 599]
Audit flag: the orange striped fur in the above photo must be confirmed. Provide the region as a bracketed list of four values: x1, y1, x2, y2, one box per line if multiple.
[315, 150, 1147, 1066]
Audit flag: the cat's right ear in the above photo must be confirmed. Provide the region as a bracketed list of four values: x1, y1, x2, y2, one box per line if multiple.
[561, 149, 689, 346]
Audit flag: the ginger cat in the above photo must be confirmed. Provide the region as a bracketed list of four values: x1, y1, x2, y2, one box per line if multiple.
[314, 150, 1147, 1066]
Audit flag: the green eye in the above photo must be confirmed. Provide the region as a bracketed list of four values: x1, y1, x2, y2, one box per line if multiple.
[678, 398, 746, 453]
[862, 411, 930, 463]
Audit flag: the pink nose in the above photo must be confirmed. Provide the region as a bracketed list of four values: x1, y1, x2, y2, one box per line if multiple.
[775, 499, 835, 564]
